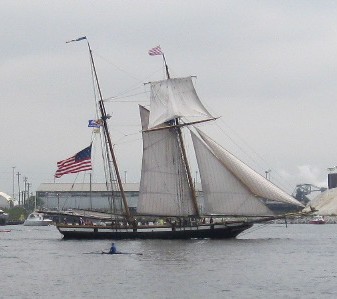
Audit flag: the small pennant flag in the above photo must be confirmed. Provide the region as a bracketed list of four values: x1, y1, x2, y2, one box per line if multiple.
[66, 36, 87, 44]
[148, 46, 163, 56]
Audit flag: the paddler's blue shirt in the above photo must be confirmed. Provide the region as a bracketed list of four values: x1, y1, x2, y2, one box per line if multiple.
[109, 244, 117, 254]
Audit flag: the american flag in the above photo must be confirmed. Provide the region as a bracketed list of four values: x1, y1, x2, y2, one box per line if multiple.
[148, 45, 163, 56]
[55, 144, 92, 178]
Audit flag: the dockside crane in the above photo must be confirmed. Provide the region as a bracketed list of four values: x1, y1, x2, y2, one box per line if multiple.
[292, 184, 327, 204]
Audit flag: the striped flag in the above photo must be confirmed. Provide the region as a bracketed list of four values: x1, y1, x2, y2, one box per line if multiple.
[148, 46, 163, 56]
[55, 145, 92, 178]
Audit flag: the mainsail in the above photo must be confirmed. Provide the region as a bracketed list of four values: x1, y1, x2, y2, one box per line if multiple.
[138, 105, 196, 216]
[192, 128, 304, 216]
[148, 77, 213, 129]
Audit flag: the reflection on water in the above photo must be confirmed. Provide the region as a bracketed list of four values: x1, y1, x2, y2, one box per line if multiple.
[1, 224, 336, 298]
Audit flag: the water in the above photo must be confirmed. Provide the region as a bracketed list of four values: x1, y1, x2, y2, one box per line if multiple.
[1, 224, 336, 298]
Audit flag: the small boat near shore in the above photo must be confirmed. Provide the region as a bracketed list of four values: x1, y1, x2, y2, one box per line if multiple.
[0, 209, 9, 225]
[24, 213, 53, 226]
[309, 215, 325, 224]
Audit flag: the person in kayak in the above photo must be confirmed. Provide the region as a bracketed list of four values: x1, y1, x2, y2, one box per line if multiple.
[101, 242, 118, 254]
[102, 242, 122, 254]
[100, 243, 142, 255]
[109, 242, 117, 254]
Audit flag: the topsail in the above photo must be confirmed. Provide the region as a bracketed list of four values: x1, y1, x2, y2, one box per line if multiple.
[148, 77, 213, 128]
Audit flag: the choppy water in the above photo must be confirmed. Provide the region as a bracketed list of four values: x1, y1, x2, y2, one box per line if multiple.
[1, 223, 336, 298]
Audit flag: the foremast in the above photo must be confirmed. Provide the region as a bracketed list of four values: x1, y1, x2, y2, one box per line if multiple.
[86, 40, 131, 221]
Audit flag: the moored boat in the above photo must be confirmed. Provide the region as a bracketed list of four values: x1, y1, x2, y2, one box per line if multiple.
[309, 215, 325, 224]
[0, 209, 9, 225]
[24, 212, 53, 226]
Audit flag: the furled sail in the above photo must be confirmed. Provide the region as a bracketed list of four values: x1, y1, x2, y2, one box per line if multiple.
[191, 129, 304, 216]
[148, 77, 213, 129]
[138, 105, 196, 216]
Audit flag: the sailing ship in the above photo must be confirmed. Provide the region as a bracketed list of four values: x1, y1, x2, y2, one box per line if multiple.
[56, 40, 304, 239]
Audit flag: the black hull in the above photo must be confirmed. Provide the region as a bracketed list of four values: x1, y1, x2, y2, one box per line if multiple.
[57, 223, 253, 240]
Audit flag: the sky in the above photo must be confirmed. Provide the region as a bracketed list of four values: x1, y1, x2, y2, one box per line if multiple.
[1, 0, 337, 198]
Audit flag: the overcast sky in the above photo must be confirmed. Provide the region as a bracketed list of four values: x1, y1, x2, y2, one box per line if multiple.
[1, 0, 337, 198]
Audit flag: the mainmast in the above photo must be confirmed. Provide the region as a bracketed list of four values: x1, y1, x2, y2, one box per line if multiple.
[163, 57, 200, 218]
[163, 54, 170, 80]
[85, 39, 131, 220]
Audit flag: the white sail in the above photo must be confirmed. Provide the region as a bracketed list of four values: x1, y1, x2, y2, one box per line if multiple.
[192, 129, 304, 215]
[191, 131, 272, 216]
[148, 77, 213, 129]
[138, 105, 196, 216]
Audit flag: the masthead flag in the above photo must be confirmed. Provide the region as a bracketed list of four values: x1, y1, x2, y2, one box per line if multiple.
[55, 144, 92, 178]
[66, 36, 87, 44]
[148, 46, 163, 56]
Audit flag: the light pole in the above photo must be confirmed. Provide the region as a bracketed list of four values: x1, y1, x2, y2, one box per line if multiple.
[27, 183, 31, 209]
[17, 172, 21, 205]
[23, 177, 27, 206]
[12, 166, 15, 201]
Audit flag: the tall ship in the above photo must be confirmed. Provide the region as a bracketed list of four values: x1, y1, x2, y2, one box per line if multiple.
[56, 40, 304, 239]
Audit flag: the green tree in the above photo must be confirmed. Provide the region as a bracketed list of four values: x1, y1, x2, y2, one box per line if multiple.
[5, 206, 27, 221]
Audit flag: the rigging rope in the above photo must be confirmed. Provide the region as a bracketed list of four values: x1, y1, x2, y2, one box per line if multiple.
[196, 100, 294, 193]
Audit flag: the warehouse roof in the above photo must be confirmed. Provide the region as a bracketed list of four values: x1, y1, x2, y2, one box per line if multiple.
[37, 183, 140, 192]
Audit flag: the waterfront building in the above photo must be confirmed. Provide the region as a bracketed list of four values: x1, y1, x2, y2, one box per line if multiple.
[36, 183, 139, 214]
